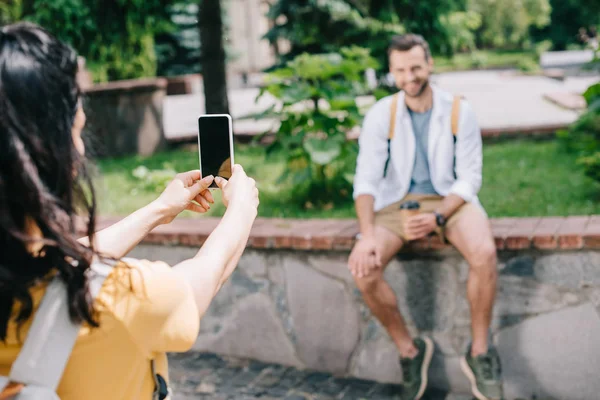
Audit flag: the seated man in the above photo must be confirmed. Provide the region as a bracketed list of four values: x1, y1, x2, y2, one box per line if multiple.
[349, 34, 503, 400]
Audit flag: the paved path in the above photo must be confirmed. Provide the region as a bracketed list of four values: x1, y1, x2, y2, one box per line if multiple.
[168, 352, 464, 400]
[163, 70, 598, 141]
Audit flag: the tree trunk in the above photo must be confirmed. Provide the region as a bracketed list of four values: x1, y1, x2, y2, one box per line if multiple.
[198, 0, 230, 115]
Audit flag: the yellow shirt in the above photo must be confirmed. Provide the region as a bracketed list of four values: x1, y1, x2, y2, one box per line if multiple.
[0, 258, 200, 399]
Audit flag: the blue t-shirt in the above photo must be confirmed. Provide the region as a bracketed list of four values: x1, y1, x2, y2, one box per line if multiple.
[407, 107, 437, 194]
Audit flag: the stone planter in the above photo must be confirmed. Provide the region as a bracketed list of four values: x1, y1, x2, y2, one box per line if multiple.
[82, 77, 168, 157]
[166, 74, 202, 96]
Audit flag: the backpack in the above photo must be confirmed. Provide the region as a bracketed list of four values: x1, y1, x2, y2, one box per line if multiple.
[0, 260, 170, 400]
[382, 93, 462, 178]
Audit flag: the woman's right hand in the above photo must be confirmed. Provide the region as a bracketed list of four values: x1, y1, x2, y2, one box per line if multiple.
[214, 164, 259, 215]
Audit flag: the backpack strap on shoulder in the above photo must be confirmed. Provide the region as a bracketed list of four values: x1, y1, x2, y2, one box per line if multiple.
[3, 259, 114, 396]
[451, 95, 462, 140]
[450, 95, 463, 179]
[388, 93, 399, 140]
[383, 93, 399, 177]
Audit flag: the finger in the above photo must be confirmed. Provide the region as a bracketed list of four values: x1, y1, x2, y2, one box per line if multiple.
[183, 170, 202, 183]
[407, 217, 425, 227]
[201, 189, 215, 204]
[194, 194, 211, 210]
[185, 202, 207, 213]
[232, 164, 246, 177]
[373, 247, 382, 268]
[189, 175, 214, 195]
[175, 170, 202, 186]
[215, 176, 228, 189]
[358, 253, 369, 278]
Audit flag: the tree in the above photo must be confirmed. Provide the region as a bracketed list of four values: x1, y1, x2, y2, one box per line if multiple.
[530, 0, 600, 50]
[198, 0, 229, 115]
[2, 0, 181, 82]
[468, 0, 551, 48]
[264, 0, 404, 71]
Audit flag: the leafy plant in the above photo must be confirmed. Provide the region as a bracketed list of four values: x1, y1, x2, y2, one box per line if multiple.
[468, 0, 552, 49]
[517, 57, 541, 73]
[469, 51, 489, 69]
[254, 46, 379, 209]
[438, 11, 482, 54]
[557, 82, 600, 182]
[5, 0, 186, 82]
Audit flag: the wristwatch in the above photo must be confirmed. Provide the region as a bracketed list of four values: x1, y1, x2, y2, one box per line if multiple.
[433, 211, 446, 227]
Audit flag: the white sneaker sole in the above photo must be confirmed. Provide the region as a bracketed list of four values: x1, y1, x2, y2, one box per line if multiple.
[414, 336, 434, 400]
[459, 356, 499, 400]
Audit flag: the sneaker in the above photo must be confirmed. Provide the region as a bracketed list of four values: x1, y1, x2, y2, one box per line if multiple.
[399, 336, 434, 400]
[460, 345, 504, 400]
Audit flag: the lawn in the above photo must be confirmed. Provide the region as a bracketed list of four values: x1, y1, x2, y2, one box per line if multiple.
[94, 138, 600, 219]
[434, 49, 536, 73]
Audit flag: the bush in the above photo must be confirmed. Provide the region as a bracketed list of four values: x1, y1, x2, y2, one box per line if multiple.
[254, 46, 379, 209]
[557, 82, 600, 181]
[517, 57, 541, 73]
[469, 51, 489, 69]
[3, 0, 182, 82]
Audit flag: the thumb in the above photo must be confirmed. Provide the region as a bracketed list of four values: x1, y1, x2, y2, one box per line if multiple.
[189, 175, 213, 195]
[214, 176, 228, 189]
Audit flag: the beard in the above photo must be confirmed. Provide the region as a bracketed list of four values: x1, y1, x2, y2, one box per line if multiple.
[402, 78, 430, 98]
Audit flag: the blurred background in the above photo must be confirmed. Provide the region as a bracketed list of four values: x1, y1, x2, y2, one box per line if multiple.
[1, 0, 598, 219]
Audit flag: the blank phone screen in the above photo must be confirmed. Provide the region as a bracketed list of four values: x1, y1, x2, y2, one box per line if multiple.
[198, 115, 233, 188]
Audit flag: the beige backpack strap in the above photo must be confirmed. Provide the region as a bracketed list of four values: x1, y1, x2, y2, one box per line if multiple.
[388, 93, 399, 140]
[451, 95, 462, 136]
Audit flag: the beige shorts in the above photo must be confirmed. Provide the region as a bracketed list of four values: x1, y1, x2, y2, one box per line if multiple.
[374, 193, 475, 242]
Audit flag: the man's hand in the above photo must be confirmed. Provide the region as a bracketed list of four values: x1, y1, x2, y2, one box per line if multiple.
[348, 234, 382, 278]
[153, 170, 215, 225]
[404, 213, 437, 241]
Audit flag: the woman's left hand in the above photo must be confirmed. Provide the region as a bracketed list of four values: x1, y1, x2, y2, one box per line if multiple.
[153, 170, 215, 224]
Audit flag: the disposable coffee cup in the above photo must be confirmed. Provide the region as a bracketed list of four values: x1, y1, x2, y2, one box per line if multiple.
[399, 200, 420, 241]
[399, 200, 420, 219]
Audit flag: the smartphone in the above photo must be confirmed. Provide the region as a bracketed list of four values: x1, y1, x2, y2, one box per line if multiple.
[197, 114, 234, 188]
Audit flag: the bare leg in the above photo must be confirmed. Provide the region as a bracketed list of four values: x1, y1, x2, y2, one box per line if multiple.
[351, 226, 418, 357]
[446, 206, 498, 356]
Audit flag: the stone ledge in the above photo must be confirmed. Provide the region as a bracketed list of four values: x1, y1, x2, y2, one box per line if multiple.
[95, 215, 600, 252]
[83, 77, 168, 95]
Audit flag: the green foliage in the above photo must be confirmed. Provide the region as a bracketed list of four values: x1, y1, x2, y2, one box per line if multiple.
[557, 82, 600, 183]
[131, 165, 178, 192]
[155, 2, 202, 77]
[468, 0, 552, 48]
[390, 0, 465, 57]
[469, 51, 489, 69]
[3, 0, 184, 82]
[517, 57, 541, 73]
[255, 46, 379, 208]
[530, 0, 600, 50]
[0, 0, 24, 25]
[438, 11, 482, 53]
[264, 0, 405, 71]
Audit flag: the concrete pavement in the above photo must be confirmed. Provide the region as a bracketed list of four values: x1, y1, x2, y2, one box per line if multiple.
[163, 69, 598, 141]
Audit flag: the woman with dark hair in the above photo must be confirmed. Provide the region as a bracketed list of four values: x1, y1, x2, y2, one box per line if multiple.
[0, 22, 259, 399]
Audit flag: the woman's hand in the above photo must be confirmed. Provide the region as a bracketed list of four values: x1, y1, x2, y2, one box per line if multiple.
[153, 170, 215, 225]
[214, 164, 259, 215]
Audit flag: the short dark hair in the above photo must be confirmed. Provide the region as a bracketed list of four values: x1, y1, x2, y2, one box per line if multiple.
[388, 34, 431, 60]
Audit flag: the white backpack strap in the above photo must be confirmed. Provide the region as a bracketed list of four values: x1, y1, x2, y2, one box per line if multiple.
[8, 259, 114, 391]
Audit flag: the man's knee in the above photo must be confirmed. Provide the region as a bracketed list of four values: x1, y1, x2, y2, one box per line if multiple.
[353, 271, 383, 294]
[468, 240, 498, 278]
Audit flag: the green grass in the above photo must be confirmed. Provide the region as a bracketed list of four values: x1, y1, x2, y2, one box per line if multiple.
[94, 139, 600, 219]
[434, 49, 537, 73]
